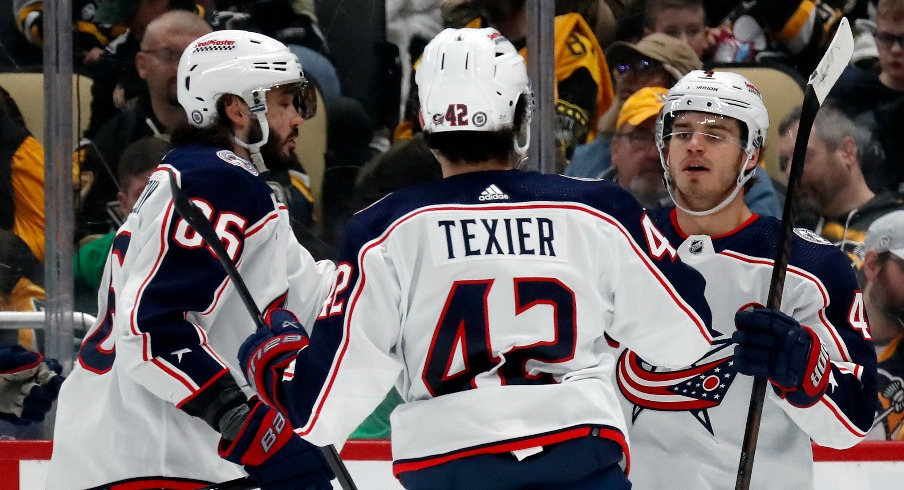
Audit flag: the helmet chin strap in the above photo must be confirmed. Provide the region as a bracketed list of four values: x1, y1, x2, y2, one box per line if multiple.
[233, 112, 271, 173]
[661, 150, 757, 217]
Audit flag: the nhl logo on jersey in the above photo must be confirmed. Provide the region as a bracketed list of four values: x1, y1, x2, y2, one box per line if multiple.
[472, 112, 487, 127]
[688, 239, 705, 254]
[793, 228, 832, 245]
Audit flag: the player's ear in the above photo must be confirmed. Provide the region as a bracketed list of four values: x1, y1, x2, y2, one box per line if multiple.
[222, 95, 249, 127]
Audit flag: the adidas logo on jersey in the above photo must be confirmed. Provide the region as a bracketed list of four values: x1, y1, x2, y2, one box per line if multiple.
[479, 184, 509, 201]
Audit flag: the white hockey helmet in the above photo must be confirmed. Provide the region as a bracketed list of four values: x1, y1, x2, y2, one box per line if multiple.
[416, 27, 532, 145]
[177, 30, 315, 169]
[656, 70, 770, 216]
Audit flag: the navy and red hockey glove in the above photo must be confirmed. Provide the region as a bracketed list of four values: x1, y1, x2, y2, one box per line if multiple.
[219, 399, 334, 490]
[238, 309, 309, 412]
[0, 344, 65, 425]
[732, 308, 830, 407]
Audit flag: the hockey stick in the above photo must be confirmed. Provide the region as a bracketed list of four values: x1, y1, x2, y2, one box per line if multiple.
[735, 18, 854, 490]
[167, 172, 358, 490]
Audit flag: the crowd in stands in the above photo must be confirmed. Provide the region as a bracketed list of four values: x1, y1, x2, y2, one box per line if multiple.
[1, 0, 903, 444]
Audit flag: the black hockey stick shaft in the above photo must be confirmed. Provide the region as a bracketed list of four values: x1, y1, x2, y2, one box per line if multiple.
[735, 88, 818, 490]
[735, 18, 853, 490]
[167, 172, 358, 490]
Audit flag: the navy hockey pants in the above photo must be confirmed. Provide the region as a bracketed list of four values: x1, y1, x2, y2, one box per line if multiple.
[397, 436, 631, 489]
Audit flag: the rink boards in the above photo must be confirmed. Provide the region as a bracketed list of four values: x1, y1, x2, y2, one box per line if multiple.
[3, 440, 904, 489]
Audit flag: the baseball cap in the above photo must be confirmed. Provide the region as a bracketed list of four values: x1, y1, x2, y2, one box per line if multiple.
[865, 211, 904, 259]
[606, 33, 702, 82]
[617, 86, 668, 131]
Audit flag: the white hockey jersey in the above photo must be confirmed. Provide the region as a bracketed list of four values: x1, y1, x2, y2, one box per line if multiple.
[278, 170, 717, 479]
[47, 144, 335, 489]
[616, 209, 878, 490]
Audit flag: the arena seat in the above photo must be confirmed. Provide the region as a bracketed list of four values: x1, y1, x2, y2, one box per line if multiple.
[709, 62, 806, 186]
[0, 71, 93, 145]
[294, 86, 326, 218]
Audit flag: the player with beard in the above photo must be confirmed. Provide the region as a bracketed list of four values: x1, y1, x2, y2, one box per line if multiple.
[47, 30, 336, 489]
[250, 109, 324, 257]
[858, 211, 904, 439]
[613, 70, 877, 489]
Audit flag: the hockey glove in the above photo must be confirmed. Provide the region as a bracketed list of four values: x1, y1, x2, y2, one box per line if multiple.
[238, 309, 309, 412]
[0, 345, 65, 425]
[219, 399, 334, 490]
[733, 308, 830, 407]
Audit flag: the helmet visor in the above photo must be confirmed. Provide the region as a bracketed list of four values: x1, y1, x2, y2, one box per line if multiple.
[289, 80, 317, 120]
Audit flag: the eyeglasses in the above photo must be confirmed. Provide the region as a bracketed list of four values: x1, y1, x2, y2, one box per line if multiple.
[612, 129, 656, 148]
[613, 59, 663, 77]
[876, 31, 904, 49]
[141, 48, 183, 64]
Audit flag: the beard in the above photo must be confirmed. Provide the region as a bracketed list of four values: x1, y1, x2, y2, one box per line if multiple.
[249, 121, 299, 171]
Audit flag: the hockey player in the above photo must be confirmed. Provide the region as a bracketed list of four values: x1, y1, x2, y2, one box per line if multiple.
[237, 27, 716, 489]
[46, 31, 336, 489]
[614, 70, 878, 488]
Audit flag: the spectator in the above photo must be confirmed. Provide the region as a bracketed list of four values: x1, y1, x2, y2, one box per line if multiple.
[860, 211, 904, 440]
[856, 94, 904, 197]
[571, 86, 671, 209]
[779, 103, 904, 265]
[74, 137, 171, 297]
[81, 0, 204, 139]
[705, 0, 860, 75]
[13, 0, 128, 67]
[598, 32, 701, 133]
[569, 33, 700, 176]
[0, 86, 44, 264]
[75, 9, 212, 239]
[643, 0, 714, 60]
[829, 0, 904, 117]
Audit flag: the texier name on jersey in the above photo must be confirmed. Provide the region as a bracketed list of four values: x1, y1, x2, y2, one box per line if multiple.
[434, 215, 564, 260]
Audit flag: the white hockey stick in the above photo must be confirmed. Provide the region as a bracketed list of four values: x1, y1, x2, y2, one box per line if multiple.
[167, 172, 357, 490]
[735, 18, 854, 490]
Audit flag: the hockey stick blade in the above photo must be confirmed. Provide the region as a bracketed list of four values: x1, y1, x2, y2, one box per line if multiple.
[166, 172, 358, 490]
[735, 17, 854, 490]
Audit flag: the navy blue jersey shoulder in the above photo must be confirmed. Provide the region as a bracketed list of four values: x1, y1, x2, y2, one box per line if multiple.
[649, 209, 860, 302]
[346, 171, 641, 248]
[161, 144, 276, 226]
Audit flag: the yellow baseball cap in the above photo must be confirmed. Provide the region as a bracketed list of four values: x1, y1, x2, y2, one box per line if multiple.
[617, 86, 669, 131]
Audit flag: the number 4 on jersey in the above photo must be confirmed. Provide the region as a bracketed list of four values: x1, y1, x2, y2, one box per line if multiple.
[641, 214, 677, 261]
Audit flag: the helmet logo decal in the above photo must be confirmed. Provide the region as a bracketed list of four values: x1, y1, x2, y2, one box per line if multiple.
[444, 104, 469, 126]
[191, 110, 203, 125]
[472, 112, 487, 127]
[193, 39, 237, 52]
[432, 113, 444, 126]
